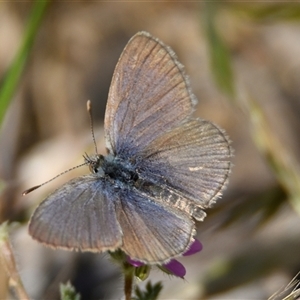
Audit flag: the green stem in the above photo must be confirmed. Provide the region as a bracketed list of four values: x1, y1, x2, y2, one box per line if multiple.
[124, 262, 135, 300]
[0, 0, 49, 127]
[109, 250, 136, 299]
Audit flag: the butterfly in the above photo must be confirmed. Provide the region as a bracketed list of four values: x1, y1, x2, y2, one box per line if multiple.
[26, 31, 232, 264]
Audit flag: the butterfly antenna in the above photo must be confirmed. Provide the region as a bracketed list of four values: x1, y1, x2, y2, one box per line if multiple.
[87, 100, 98, 155]
[22, 162, 87, 195]
[23, 101, 97, 196]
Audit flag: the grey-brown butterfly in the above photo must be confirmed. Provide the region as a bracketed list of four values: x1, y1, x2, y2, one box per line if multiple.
[26, 31, 232, 264]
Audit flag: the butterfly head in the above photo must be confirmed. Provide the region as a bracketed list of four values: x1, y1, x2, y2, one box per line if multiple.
[84, 154, 105, 174]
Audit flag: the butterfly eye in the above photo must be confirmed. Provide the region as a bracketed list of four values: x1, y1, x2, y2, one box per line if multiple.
[89, 164, 98, 173]
[85, 154, 105, 174]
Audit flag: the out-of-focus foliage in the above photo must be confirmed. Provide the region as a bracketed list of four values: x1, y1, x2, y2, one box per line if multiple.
[230, 3, 300, 22]
[133, 281, 163, 300]
[203, 2, 235, 98]
[269, 272, 300, 300]
[60, 282, 81, 300]
[201, 2, 300, 297]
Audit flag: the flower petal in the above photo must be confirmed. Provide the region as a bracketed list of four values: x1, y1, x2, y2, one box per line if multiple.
[164, 260, 186, 278]
[183, 239, 203, 256]
[127, 256, 144, 267]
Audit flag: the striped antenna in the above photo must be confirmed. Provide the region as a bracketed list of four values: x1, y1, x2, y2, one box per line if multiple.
[23, 100, 97, 195]
[87, 100, 98, 155]
[22, 162, 88, 195]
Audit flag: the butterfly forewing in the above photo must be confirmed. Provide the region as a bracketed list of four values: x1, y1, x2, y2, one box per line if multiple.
[105, 31, 196, 158]
[29, 175, 123, 252]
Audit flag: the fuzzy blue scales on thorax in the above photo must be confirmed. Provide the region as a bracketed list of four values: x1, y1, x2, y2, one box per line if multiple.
[86, 154, 139, 189]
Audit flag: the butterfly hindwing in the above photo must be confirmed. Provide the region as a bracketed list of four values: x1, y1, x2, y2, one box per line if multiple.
[137, 119, 232, 208]
[116, 188, 195, 263]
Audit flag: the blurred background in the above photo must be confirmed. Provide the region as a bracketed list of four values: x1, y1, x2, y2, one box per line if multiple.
[1, 1, 300, 299]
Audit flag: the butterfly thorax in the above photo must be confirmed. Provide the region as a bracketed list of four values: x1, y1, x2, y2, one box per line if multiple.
[86, 154, 139, 188]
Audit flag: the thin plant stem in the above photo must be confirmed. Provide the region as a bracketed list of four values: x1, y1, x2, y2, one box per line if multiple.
[0, 222, 30, 300]
[123, 262, 135, 300]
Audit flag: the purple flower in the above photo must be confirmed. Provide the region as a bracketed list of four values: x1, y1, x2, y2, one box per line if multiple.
[183, 238, 202, 256]
[162, 259, 187, 278]
[127, 239, 203, 278]
[127, 257, 144, 268]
